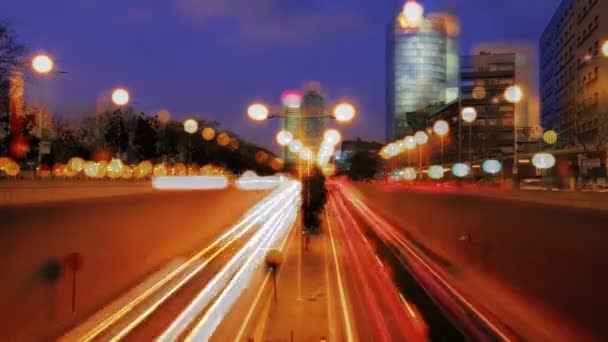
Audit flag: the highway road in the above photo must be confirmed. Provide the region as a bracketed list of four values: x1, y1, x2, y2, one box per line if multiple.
[349, 182, 608, 341]
[0, 187, 270, 341]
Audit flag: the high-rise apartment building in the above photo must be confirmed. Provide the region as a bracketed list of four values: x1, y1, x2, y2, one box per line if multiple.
[386, 7, 459, 142]
[540, 0, 608, 148]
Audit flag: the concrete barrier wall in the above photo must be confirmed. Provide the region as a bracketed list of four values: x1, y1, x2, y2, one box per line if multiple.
[0, 180, 153, 206]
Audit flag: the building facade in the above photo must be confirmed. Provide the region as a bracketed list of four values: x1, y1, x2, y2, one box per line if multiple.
[387, 10, 459, 142]
[300, 89, 326, 155]
[540, 0, 608, 148]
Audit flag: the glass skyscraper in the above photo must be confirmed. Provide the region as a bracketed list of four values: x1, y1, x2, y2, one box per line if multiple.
[387, 11, 459, 141]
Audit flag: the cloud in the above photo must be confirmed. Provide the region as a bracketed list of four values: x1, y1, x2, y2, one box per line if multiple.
[176, 0, 366, 45]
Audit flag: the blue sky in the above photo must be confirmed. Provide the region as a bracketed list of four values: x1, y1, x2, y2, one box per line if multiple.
[4, 0, 560, 152]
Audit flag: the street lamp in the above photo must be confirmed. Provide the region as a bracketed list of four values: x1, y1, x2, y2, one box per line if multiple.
[433, 120, 450, 166]
[112, 88, 130, 106]
[247, 103, 270, 121]
[276, 130, 294, 146]
[332, 102, 356, 122]
[184, 119, 198, 164]
[404, 135, 416, 166]
[323, 129, 342, 146]
[461, 107, 478, 164]
[288, 140, 303, 153]
[32, 54, 54, 74]
[402, 1, 424, 26]
[505, 85, 523, 184]
[414, 130, 428, 175]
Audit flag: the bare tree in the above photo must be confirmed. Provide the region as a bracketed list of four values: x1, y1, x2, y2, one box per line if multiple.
[0, 21, 25, 152]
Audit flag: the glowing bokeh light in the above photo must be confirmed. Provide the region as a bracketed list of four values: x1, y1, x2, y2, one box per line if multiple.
[461, 107, 478, 123]
[333, 102, 356, 122]
[602, 41, 608, 57]
[414, 131, 429, 145]
[386, 143, 400, 157]
[32, 54, 54, 74]
[107, 159, 124, 179]
[112, 88, 130, 106]
[68, 157, 85, 172]
[36, 164, 51, 178]
[52, 163, 66, 177]
[482, 159, 502, 174]
[97, 161, 108, 178]
[269, 158, 284, 171]
[288, 140, 303, 153]
[4, 161, 20, 176]
[403, 1, 424, 25]
[404, 136, 416, 150]
[452, 163, 470, 178]
[433, 120, 450, 136]
[157, 109, 171, 123]
[0, 157, 12, 170]
[323, 129, 342, 145]
[217, 133, 230, 147]
[255, 151, 269, 164]
[472, 86, 486, 100]
[184, 119, 199, 134]
[532, 153, 556, 169]
[403, 167, 417, 181]
[229, 137, 240, 150]
[121, 165, 133, 179]
[543, 130, 558, 145]
[247, 103, 269, 121]
[505, 85, 523, 103]
[202, 127, 216, 141]
[428, 165, 444, 179]
[276, 130, 294, 146]
[84, 161, 100, 178]
[174, 163, 187, 176]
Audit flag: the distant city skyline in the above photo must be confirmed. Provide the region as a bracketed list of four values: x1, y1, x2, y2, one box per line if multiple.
[4, 0, 560, 153]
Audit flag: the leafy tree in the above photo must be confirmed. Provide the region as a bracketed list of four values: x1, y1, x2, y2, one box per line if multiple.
[104, 110, 128, 155]
[0, 21, 25, 154]
[133, 112, 159, 160]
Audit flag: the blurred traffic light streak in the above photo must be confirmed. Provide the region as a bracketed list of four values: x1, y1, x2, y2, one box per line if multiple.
[334, 181, 519, 341]
[328, 193, 428, 341]
[62, 181, 300, 341]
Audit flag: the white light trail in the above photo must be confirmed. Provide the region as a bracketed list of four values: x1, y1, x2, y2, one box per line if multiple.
[152, 176, 228, 190]
[158, 181, 300, 341]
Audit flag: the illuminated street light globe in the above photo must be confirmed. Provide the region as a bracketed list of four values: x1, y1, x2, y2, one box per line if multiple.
[433, 120, 450, 136]
[532, 153, 556, 169]
[543, 130, 558, 145]
[288, 140, 303, 153]
[428, 165, 444, 180]
[333, 102, 356, 122]
[403, 1, 424, 24]
[404, 136, 416, 150]
[602, 41, 608, 57]
[482, 159, 502, 174]
[183, 119, 198, 134]
[247, 103, 270, 121]
[461, 107, 478, 123]
[504, 85, 523, 103]
[112, 88, 130, 106]
[324, 129, 342, 145]
[276, 130, 294, 146]
[202, 127, 215, 141]
[32, 54, 54, 74]
[452, 163, 470, 178]
[386, 142, 400, 157]
[414, 131, 428, 145]
[472, 86, 486, 100]
[403, 167, 417, 181]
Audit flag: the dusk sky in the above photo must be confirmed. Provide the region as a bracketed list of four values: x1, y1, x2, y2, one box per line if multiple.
[5, 0, 560, 153]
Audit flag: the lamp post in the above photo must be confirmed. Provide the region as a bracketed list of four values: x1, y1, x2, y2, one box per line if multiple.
[111, 87, 130, 159]
[433, 120, 450, 167]
[31, 54, 55, 166]
[461, 107, 478, 164]
[183, 119, 198, 164]
[414, 131, 428, 178]
[505, 85, 523, 186]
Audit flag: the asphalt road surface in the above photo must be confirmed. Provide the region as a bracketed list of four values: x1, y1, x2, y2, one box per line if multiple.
[0, 188, 269, 341]
[354, 183, 608, 341]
